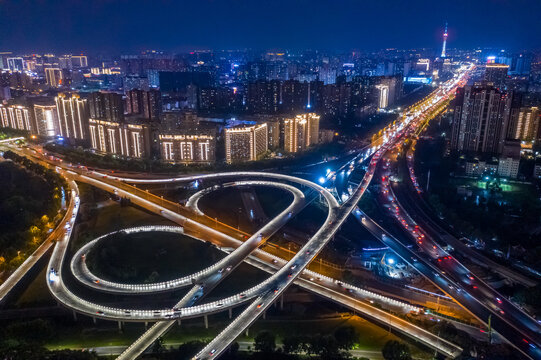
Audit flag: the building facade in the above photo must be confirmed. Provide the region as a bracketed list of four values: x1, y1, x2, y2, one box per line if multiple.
[224, 123, 268, 163]
[284, 113, 320, 153]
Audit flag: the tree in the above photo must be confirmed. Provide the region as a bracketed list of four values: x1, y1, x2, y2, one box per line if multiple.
[382, 340, 412, 360]
[254, 331, 276, 353]
[334, 326, 358, 350]
[282, 335, 303, 354]
[152, 337, 164, 354]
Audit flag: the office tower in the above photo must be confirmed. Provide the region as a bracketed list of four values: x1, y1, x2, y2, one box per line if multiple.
[159, 131, 216, 163]
[55, 93, 89, 142]
[450, 85, 514, 154]
[224, 123, 268, 163]
[45, 68, 64, 87]
[88, 91, 124, 122]
[7, 57, 24, 71]
[88, 118, 150, 158]
[284, 113, 320, 153]
[508, 107, 540, 142]
[441, 22, 448, 58]
[484, 63, 509, 88]
[0, 104, 33, 132]
[72, 55, 88, 68]
[34, 103, 59, 137]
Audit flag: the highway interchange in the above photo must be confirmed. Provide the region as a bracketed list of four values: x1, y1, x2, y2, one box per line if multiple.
[2, 63, 535, 359]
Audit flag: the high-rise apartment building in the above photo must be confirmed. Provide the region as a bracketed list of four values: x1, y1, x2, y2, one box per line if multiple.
[55, 93, 89, 143]
[34, 103, 59, 137]
[508, 107, 540, 142]
[0, 104, 33, 132]
[224, 123, 268, 163]
[45, 68, 64, 87]
[450, 85, 514, 154]
[484, 63, 509, 88]
[72, 55, 88, 68]
[159, 132, 216, 163]
[284, 113, 320, 153]
[88, 118, 150, 158]
[125, 89, 162, 122]
[88, 91, 124, 122]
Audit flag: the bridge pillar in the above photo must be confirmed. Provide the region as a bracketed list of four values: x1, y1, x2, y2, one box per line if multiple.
[245, 327, 249, 337]
[229, 308, 232, 319]
[204, 315, 208, 329]
[118, 321, 123, 333]
[72, 310, 77, 321]
[262, 311, 266, 320]
[177, 319, 181, 326]
[144, 321, 148, 329]
[92, 317, 96, 325]
[280, 295, 284, 310]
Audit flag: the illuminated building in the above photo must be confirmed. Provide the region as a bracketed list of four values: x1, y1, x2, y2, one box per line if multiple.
[375, 84, 389, 109]
[45, 68, 64, 87]
[88, 91, 124, 122]
[55, 93, 89, 143]
[284, 113, 320, 153]
[88, 118, 150, 158]
[159, 132, 216, 163]
[7, 57, 24, 72]
[125, 89, 162, 122]
[451, 85, 515, 154]
[225, 123, 268, 163]
[0, 104, 33, 132]
[34, 104, 59, 137]
[484, 63, 509, 88]
[71, 55, 88, 68]
[508, 107, 539, 142]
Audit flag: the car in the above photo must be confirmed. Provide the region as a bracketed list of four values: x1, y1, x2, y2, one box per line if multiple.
[96, 311, 103, 315]
[287, 273, 293, 278]
[257, 303, 263, 309]
[93, 279, 100, 284]
[216, 303, 223, 307]
[290, 264, 297, 270]
[209, 349, 216, 356]
[239, 294, 246, 298]
[496, 297, 502, 304]
[272, 259, 278, 264]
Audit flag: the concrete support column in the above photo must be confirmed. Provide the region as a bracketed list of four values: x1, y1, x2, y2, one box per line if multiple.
[92, 317, 97, 325]
[229, 308, 232, 319]
[280, 295, 284, 310]
[145, 321, 148, 329]
[204, 315, 208, 329]
[118, 321, 123, 333]
[262, 311, 266, 320]
[177, 319, 181, 326]
[245, 327, 249, 337]
[72, 310, 77, 321]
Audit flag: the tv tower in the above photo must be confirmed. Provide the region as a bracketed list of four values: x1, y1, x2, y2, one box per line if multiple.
[441, 22, 448, 58]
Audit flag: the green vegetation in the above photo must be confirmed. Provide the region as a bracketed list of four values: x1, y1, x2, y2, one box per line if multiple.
[413, 138, 541, 267]
[86, 231, 224, 284]
[0, 318, 98, 360]
[381, 340, 411, 360]
[0, 151, 67, 279]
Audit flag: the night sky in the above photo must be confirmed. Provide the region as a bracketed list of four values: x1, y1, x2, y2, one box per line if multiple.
[1, 0, 540, 53]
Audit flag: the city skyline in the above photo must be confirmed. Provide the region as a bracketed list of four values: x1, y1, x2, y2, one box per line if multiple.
[1, 0, 541, 53]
